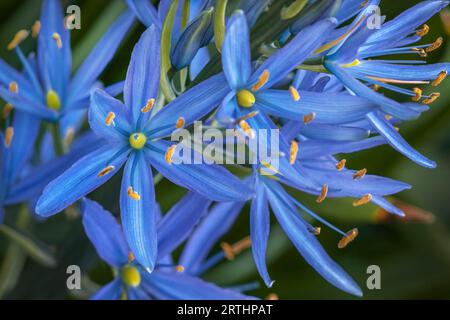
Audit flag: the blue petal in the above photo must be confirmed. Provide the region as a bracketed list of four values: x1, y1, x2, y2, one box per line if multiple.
[0, 59, 36, 100]
[81, 198, 129, 267]
[366, 111, 436, 168]
[127, 287, 150, 300]
[36, 144, 130, 216]
[371, 195, 405, 217]
[120, 152, 157, 272]
[104, 81, 125, 97]
[222, 11, 252, 89]
[125, 0, 161, 28]
[91, 279, 122, 300]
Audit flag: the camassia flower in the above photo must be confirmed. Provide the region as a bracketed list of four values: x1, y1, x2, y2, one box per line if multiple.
[0, 0, 133, 138]
[322, 0, 450, 168]
[35, 26, 253, 272]
[81, 197, 254, 300]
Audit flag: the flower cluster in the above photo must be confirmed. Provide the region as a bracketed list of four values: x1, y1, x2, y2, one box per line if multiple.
[1, 0, 449, 299]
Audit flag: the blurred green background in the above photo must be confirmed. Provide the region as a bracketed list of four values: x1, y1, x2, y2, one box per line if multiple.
[1, 0, 450, 299]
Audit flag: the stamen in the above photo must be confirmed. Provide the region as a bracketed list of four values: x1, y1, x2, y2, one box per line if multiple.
[176, 265, 185, 273]
[3, 103, 13, 118]
[367, 76, 429, 85]
[105, 112, 116, 126]
[7, 29, 29, 50]
[312, 226, 321, 235]
[412, 47, 427, 57]
[352, 168, 367, 180]
[64, 127, 75, 147]
[236, 111, 259, 123]
[141, 98, 155, 113]
[239, 120, 255, 139]
[353, 194, 372, 207]
[52, 32, 62, 49]
[385, 114, 393, 121]
[431, 71, 447, 87]
[9, 81, 18, 93]
[97, 165, 115, 178]
[221, 236, 252, 260]
[251, 69, 270, 91]
[336, 159, 346, 171]
[289, 140, 298, 164]
[303, 112, 316, 124]
[165, 145, 177, 165]
[316, 184, 328, 203]
[121, 265, 141, 287]
[425, 37, 443, 53]
[372, 84, 380, 92]
[412, 87, 422, 102]
[265, 293, 279, 300]
[175, 116, 185, 129]
[289, 86, 300, 101]
[416, 24, 430, 37]
[340, 59, 361, 68]
[5, 127, 14, 148]
[338, 228, 359, 249]
[423, 92, 440, 105]
[127, 186, 141, 201]
[128, 251, 135, 263]
[237, 90, 256, 108]
[31, 21, 41, 38]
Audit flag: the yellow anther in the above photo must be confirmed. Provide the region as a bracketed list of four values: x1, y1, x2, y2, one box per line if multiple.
[236, 111, 259, 123]
[336, 159, 346, 171]
[353, 194, 372, 207]
[340, 59, 361, 68]
[303, 112, 316, 124]
[239, 120, 255, 139]
[9, 81, 18, 93]
[412, 47, 427, 57]
[105, 112, 116, 126]
[289, 140, 298, 164]
[127, 186, 141, 201]
[46, 90, 61, 110]
[32, 21, 41, 38]
[338, 228, 359, 249]
[316, 184, 328, 203]
[236, 90, 256, 108]
[165, 145, 177, 165]
[221, 236, 252, 260]
[352, 168, 367, 180]
[372, 84, 380, 91]
[64, 127, 75, 147]
[426, 37, 443, 53]
[265, 293, 279, 300]
[289, 86, 301, 101]
[3, 103, 13, 118]
[175, 117, 185, 129]
[412, 87, 422, 102]
[128, 251, 135, 263]
[7, 29, 29, 50]
[121, 265, 141, 287]
[176, 265, 185, 273]
[97, 165, 115, 178]
[129, 133, 147, 149]
[260, 161, 282, 176]
[5, 127, 14, 148]
[251, 69, 270, 91]
[312, 226, 321, 235]
[431, 71, 447, 87]
[423, 92, 440, 105]
[385, 114, 393, 121]
[52, 32, 62, 48]
[141, 98, 155, 113]
[416, 24, 430, 37]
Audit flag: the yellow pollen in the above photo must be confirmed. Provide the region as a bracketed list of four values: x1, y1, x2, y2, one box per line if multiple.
[265, 293, 279, 300]
[52, 32, 62, 48]
[340, 59, 361, 68]
[176, 265, 185, 273]
[423, 92, 440, 105]
[316, 184, 328, 204]
[385, 114, 393, 121]
[412, 47, 427, 57]
[412, 87, 423, 102]
[221, 236, 252, 260]
[416, 24, 430, 37]
[236, 111, 259, 123]
[5, 127, 14, 148]
[289, 86, 300, 101]
[3, 103, 13, 118]
[128, 251, 135, 263]
[9, 81, 18, 93]
[165, 145, 177, 165]
[105, 112, 116, 126]
[312, 226, 321, 235]
[432, 71, 447, 87]
[426, 37, 443, 53]
[32, 21, 41, 38]
[251, 69, 270, 92]
[7, 29, 29, 50]
[338, 228, 359, 249]
[239, 120, 255, 138]
[64, 127, 75, 147]
[97, 165, 115, 178]
[372, 84, 380, 91]
[175, 117, 185, 129]
[352, 168, 367, 180]
[46, 90, 61, 110]
[336, 159, 346, 171]
[289, 140, 298, 164]
[353, 194, 372, 207]
[236, 90, 256, 108]
[303, 112, 316, 124]
[127, 186, 141, 201]
[141, 98, 155, 113]
[122, 265, 141, 287]
[129, 133, 147, 149]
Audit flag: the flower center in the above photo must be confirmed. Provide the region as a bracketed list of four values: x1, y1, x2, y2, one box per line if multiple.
[236, 90, 255, 108]
[129, 133, 147, 149]
[121, 265, 141, 287]
[46, 90, 61, 111]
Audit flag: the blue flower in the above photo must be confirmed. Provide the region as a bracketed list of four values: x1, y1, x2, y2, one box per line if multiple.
[0, 0, 134, 137]
[35, 26, 253, 272]
[81, 197, 255, 300]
